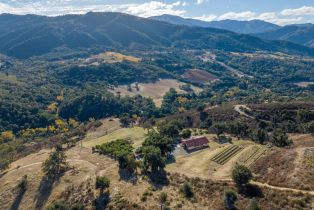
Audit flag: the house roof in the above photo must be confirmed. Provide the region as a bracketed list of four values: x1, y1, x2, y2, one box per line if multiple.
[182, 136, 209, 150]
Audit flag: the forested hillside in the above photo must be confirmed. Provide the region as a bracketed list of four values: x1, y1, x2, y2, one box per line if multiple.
[255, 24, 314, 47]
[151, 14, 280, 34]
[0, 12, 314, 58]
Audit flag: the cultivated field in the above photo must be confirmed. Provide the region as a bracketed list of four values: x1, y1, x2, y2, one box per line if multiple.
[182, 69, 218, 83]
[211, 145, 243, 165]
[237, 145, 267, 167]
[167, 138, 261, 180]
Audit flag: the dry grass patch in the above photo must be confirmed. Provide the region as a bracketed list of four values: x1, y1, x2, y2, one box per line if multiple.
[84, 118, 121, 140]
[110, 79, 202, 107]
[167, 139, 257, 180]
[83, 126, 147, 149]
[252, 134, 314, 191]
[92, 51, 141, 63]
[252, 148, 298, 188]
[1, 146, 313, 210]
[290, 134, 314, 148]
[293, 82, 314, 87]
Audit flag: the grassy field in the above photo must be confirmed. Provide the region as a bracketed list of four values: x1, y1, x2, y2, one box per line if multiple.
[83, 126, 147, 149]
[83, 118, 147, 149]
[91, 51, 141, 63]
[110, 79, 202, 107]
[0, 73, 18, 83]
[0, 147, 151, 210]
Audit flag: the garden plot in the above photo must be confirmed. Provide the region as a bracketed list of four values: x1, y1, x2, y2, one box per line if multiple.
[237, 145, 267, 166]
[211, 145, 243, 165]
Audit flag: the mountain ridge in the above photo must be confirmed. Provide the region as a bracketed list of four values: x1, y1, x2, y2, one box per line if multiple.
[0, 12, 314, 58]
[255, 24, 314, 48]
[150, 14, 281, 34]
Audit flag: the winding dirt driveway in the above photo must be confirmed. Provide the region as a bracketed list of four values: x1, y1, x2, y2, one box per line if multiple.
[234, 105, 254, 119]
[3, 159, 97, 174]
[216, 178, 314, 195]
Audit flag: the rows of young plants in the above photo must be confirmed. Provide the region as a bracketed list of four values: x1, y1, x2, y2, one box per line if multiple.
[247, 148, 267, 167]
[211, 145, 243, 165]
[237, 145, 267, 166]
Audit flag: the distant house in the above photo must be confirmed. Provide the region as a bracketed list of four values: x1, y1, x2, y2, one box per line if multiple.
[181, 136, 209, 152]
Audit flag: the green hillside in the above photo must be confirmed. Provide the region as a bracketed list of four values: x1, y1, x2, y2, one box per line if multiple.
[0, 12, 314, 58]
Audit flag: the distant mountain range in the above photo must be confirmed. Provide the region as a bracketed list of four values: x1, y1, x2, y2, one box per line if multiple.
[150, 14, 281, 34]
[0, 12, 314, 58]
[150, 14, 314, 48]
[255, 24, 314, 48]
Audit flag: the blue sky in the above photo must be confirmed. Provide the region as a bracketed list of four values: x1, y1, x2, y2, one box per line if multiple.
[1, 0, 314, 25]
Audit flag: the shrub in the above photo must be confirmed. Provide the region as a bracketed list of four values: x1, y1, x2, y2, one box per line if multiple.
[141, 195, 147, 202]
[181, 182, 193, 198]
[159, 192, 168, 204]
[46, 200, 68, 210]
[96, 176, 110, 191]
[17, 175, 28, 192]
[270, 128, 292, 147]
[180, 129, 191, 139]
[249, 198, 261, 210]
[223, 189, 237, 210]
[307, 121, 314, 134]
[232, 165, 252, 187]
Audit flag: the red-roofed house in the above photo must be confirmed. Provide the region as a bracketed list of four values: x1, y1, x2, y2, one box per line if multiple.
[181, 136, 209, 152]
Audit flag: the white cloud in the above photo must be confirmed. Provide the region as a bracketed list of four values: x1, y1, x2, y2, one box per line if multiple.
[1, 2, 314, 26]
[125, 1, 185, 17]
[217, 11, 256, 20]
[0, 1, 186, 17]
[196, 0, 207, 5]
[256, 12, 304, 25]
[194, 14, 217, 22]
[194, 6, 314, 25]
[281, 6, 314, 16]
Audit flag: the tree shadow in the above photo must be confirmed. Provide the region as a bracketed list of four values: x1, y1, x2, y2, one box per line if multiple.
[10, 187, 26, 210]
[34, 174, 63, 210]
[239, 184, 264, 198]
[118, 168, 138, 185]
[147, 169, 169, 189]
[94, 192, 110, 210]
[165, 154, 176, 164]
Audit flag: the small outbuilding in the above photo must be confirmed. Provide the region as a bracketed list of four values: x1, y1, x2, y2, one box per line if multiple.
[181, 136, 209, 152]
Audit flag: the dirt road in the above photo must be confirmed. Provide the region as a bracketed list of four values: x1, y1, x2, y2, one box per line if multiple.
[234, 105, 254, 119]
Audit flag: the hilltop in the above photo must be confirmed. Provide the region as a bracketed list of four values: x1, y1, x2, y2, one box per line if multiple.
[0, 12, 314, 58]
[150, 14, 280, 34]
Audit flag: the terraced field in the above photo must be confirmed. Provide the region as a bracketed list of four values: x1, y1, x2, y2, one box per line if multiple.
[238, 145, 267, 166]
[211, 145, 243, 165]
